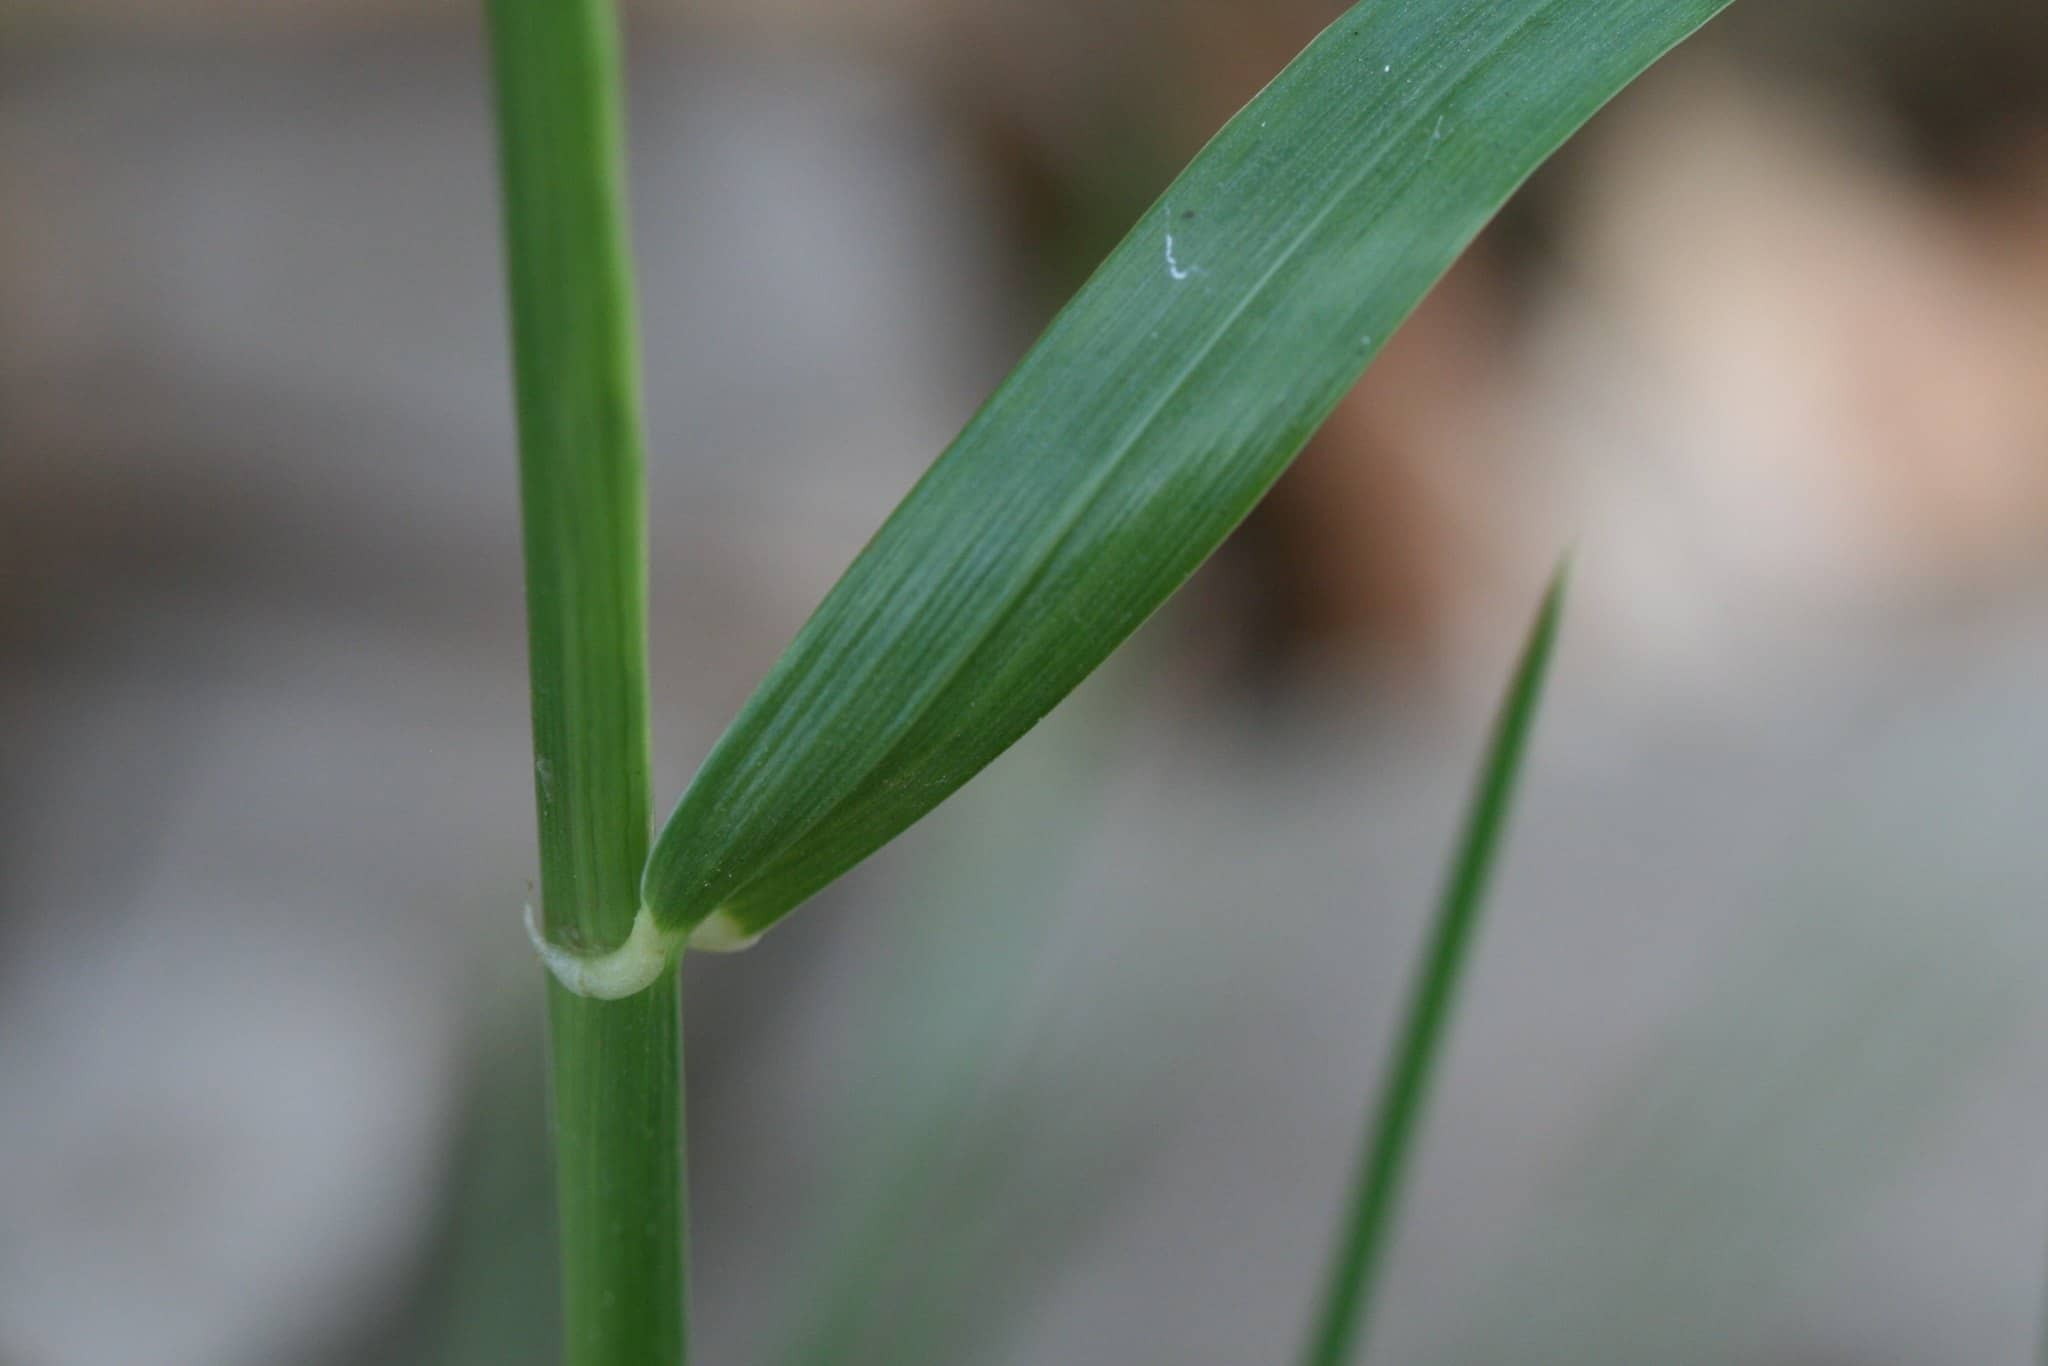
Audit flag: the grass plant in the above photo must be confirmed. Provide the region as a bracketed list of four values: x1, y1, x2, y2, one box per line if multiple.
[483, 1, 1730, 1359]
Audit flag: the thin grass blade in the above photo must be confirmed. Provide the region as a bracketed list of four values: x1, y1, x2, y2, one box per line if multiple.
[1298, 562, 1569, 1366]
[644, 0, 1730, 944]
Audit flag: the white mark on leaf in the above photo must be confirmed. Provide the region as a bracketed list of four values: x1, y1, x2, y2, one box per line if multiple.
[1164, 229, 1193, 281]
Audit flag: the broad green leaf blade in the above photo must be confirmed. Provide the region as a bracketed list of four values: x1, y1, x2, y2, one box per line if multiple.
[644, 0, 1731, 942]
[1299, 564, 1567, 1366]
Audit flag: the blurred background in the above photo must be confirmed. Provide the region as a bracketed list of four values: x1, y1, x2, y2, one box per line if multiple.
[6, 1, 2048, 1362]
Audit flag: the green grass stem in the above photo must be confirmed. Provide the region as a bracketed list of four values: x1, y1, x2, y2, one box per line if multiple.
[483, 1, 687, 1362]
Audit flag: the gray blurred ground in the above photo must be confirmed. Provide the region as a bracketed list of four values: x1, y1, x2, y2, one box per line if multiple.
[6, 18, 2048, 1366]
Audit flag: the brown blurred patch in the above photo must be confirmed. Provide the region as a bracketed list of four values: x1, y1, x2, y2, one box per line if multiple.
[1226, 42, 2048, 689]
[1237, 250, 1512, 683]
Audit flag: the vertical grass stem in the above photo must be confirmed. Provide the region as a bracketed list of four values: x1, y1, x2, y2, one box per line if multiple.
[483, 1, 687, 1361]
